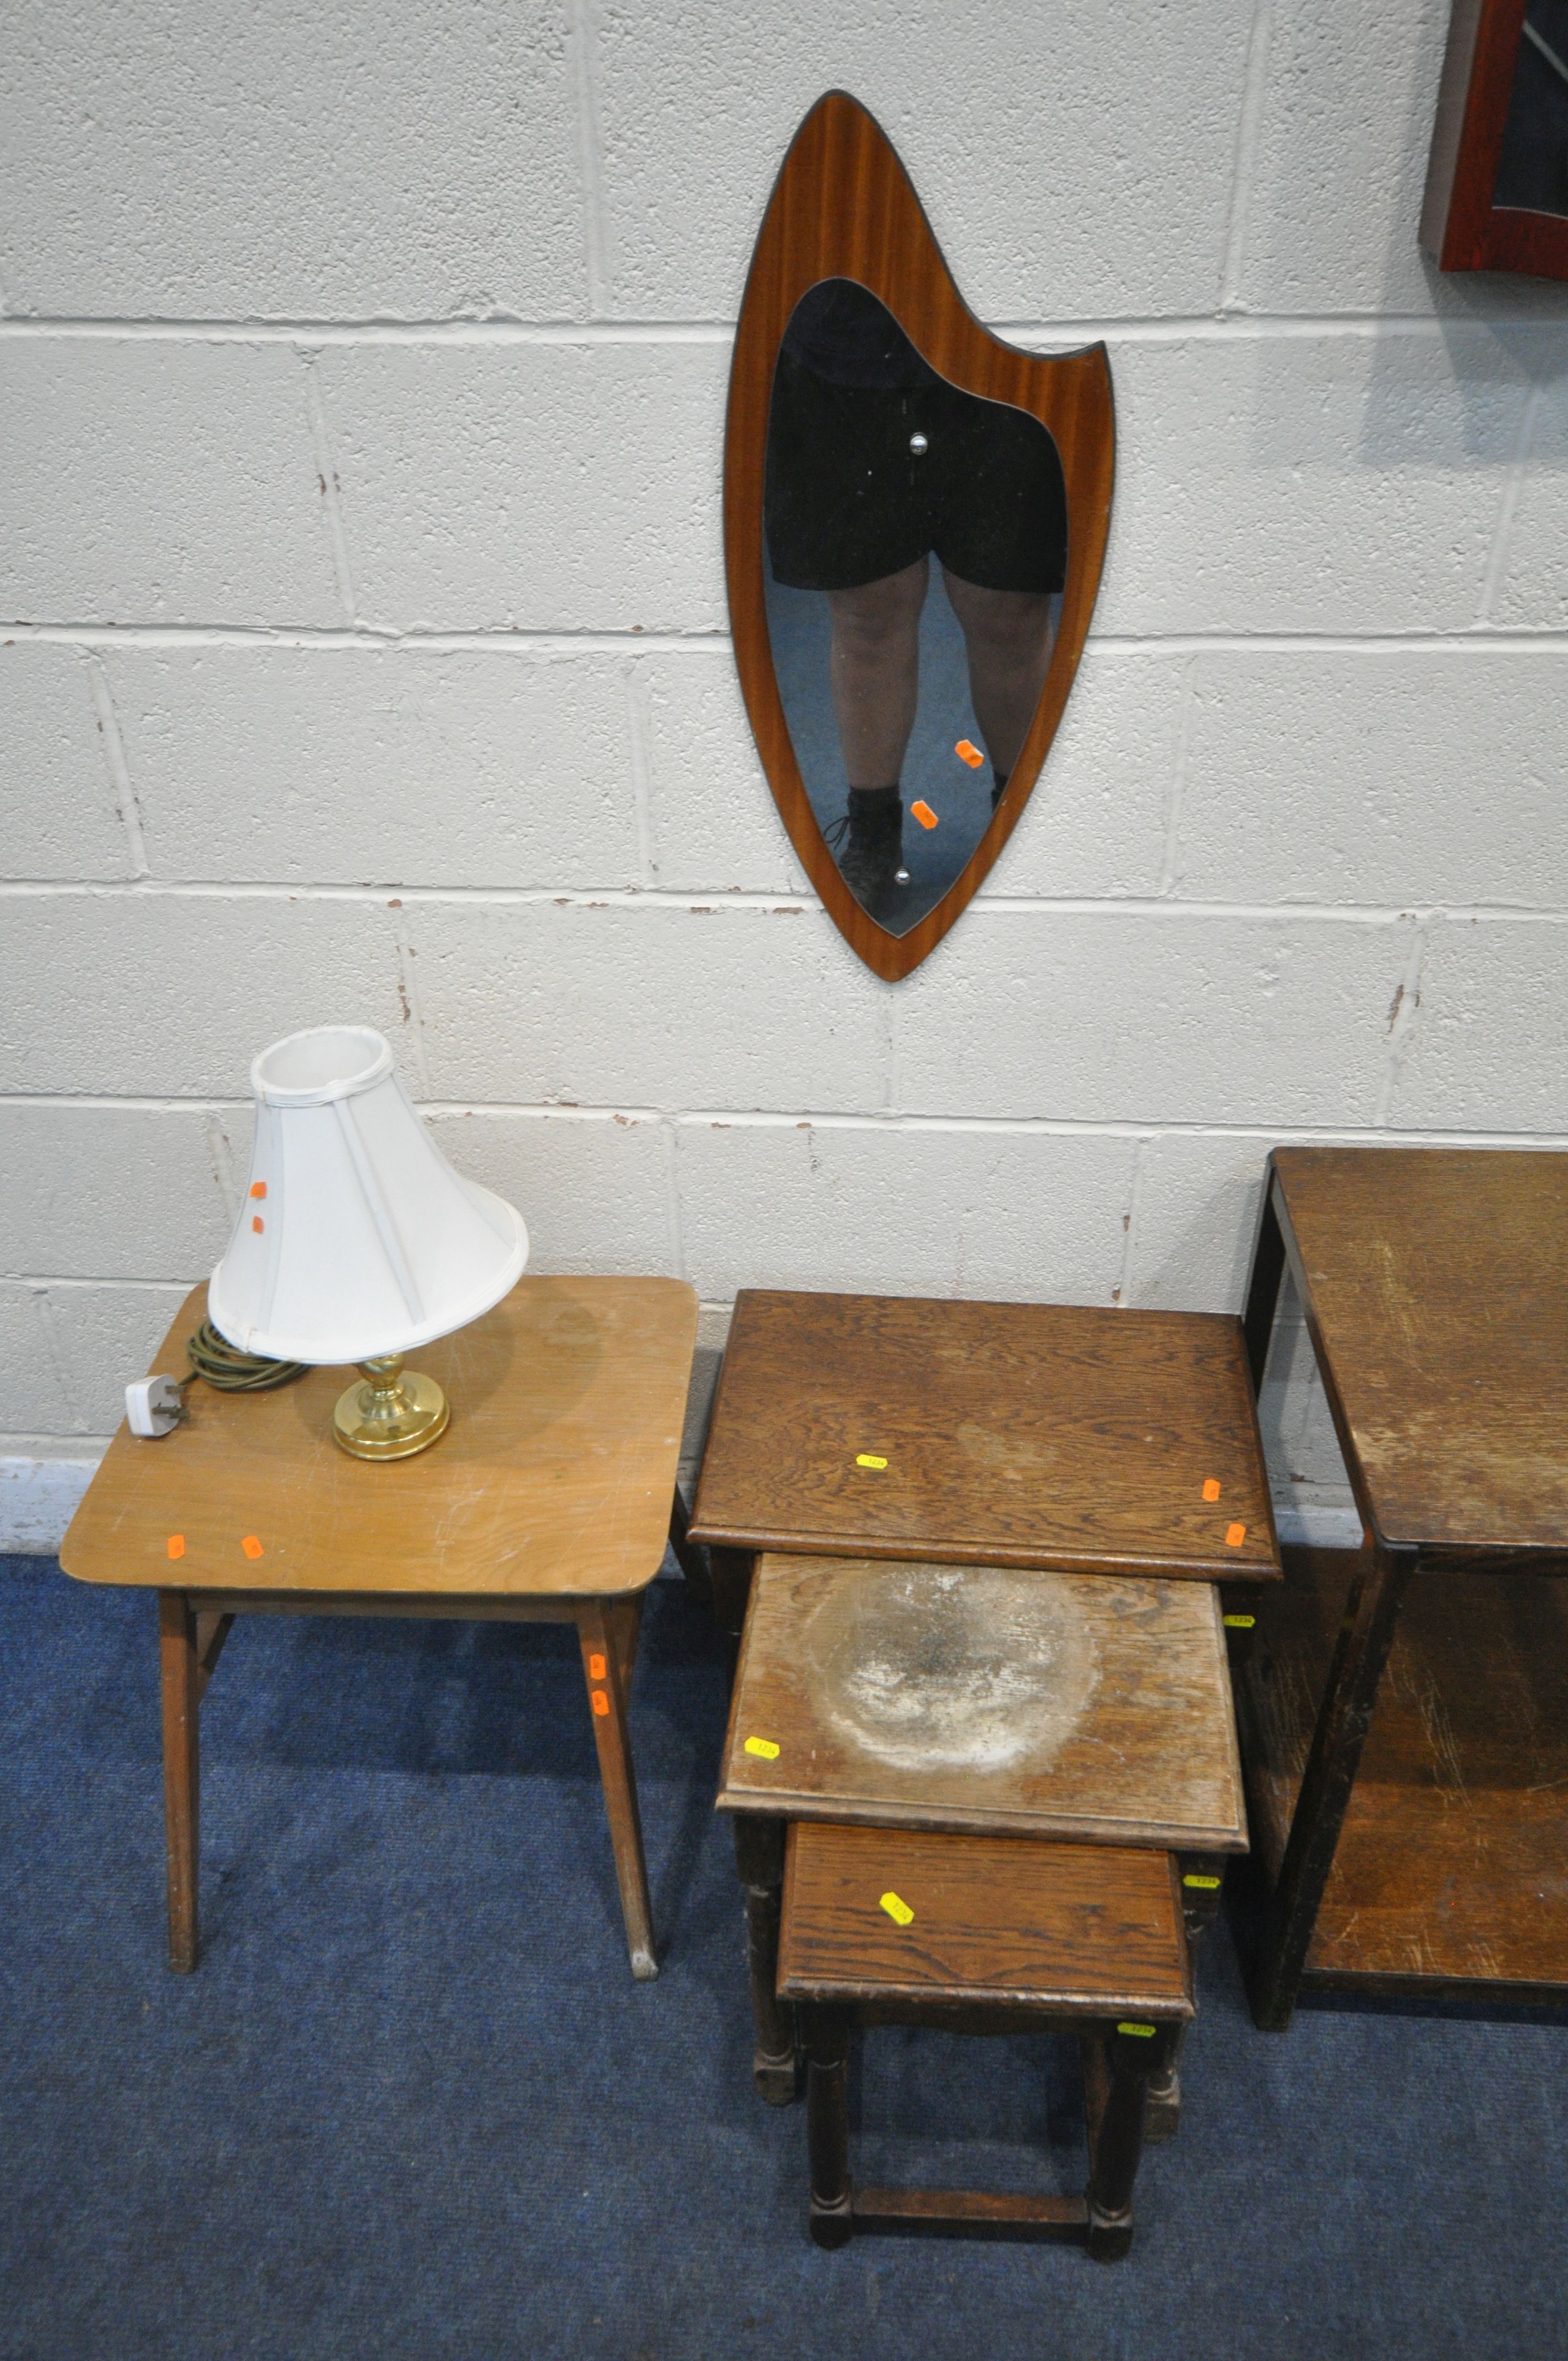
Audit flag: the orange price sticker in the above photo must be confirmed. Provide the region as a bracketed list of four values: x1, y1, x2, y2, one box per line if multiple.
[241, 1535, 264, 1560]
[166, 1535, 185, 1561]
[1225, 1522, 1247, 1548]
[1202, 1477, 1221, 1502]
[910, 799, 939, 830]
[591, 1689, 610, 1718]
[251, 1216, 264, 1233]
[249, 1181, 267, 1200]
[955, 739, 984, 769]
[588, 1653, 607, 1681]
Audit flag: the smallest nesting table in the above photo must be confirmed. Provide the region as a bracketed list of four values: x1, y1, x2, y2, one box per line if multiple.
[61, 1275, 696, 1982]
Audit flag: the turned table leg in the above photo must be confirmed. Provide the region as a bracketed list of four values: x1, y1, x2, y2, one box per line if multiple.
[733, 1814, 799, 2103]
[802, 2006, 854, 2249]
[578, 1598, 657, 1981]
[1084, 2022, 1173, 2263]
[158, 1590, 200, 1973]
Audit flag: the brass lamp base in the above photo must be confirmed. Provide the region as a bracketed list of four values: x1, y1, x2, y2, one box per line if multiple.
[333, 1354, 450, 1460]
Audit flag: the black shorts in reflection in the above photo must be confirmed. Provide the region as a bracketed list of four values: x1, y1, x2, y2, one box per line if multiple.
[764, 347, 1068, 596]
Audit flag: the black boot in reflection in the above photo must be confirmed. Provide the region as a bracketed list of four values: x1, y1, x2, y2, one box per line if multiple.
[992, 766, 1009, 812]
[825, 785, 905, 921]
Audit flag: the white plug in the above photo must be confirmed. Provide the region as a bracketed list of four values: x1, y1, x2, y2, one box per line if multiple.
[126, 1374, 187, 1438]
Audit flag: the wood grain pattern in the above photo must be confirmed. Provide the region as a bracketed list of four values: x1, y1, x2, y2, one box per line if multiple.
[690, 1290, 1280, 1580]
[1269, 1146, 1568, 1552]
[725, 90, 1115, 980]
[1422, 0, 1568, 279]
[777, 1821, 1191, 2016]
[62, 1276, 697, 1597]
[717, 1553, 1247, 1851]
[1239, 1546, 1568, 1999]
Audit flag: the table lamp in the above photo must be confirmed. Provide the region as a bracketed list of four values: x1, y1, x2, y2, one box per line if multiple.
[207, 1025, 529, 1460]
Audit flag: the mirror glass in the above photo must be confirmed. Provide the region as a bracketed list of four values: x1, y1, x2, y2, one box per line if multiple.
[763, 278, 1068, 936]
[1495, 2, 1568, 217]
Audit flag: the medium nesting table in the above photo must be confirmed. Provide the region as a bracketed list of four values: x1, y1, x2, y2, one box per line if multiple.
[1237, 1145, 1568, 2027]
[61, 1274, 697, 1981]
[691, 1290, 1280, 2109]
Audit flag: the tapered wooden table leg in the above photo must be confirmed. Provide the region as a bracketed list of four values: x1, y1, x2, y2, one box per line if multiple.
[578, 1600, 657, 1981]
[803, 2008, 854, 2249]
[158, 1590, 200, 1973]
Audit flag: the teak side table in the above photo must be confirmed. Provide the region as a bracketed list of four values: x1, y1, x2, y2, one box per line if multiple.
[61, 1274, 698, 1982]
[1237, 1146, 1568, 2027]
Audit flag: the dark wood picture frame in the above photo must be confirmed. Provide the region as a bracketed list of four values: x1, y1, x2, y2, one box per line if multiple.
[1422, 0, 1568, 276]
[723, 91, 1115, 983]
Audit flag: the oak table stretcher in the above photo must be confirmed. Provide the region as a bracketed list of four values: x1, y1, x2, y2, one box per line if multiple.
[779, 1820, 1193, 2261]
[1236, 1146, 1568, 2027]
[61, 1275, 698, 1982]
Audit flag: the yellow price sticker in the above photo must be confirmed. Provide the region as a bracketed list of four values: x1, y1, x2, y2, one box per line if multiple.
[1117, 2021, 1156, 2038]
[1183, 1873, 1222, 1890]
[1222, 1613, 1255, 1629]
[879, 1891, 914, 1927]
[744, 1736, 780, 1760]
[856, 1453, 889, 1470]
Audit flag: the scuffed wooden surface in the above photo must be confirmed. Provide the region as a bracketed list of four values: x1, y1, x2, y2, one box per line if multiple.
[61, 1276, 696, 1597]
[1241, 1546, 1568, 1989]
[720, 1552, 1247, 1852]
[692, 1290, 1281, 1582]
[1272, 1146, 1568, 1552]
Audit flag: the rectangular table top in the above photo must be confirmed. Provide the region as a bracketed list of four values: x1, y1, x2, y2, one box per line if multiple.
[1271, 1146, 1568, 1554]
[61, 1276, 697, 1598]
[690, 1290, 1280, 1581]
[777, 1821, 1192, 2018]
[717, 1552, 1248, 1853]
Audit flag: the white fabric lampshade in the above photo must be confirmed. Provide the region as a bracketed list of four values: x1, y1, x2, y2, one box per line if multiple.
[209, 1025, 528, 1365]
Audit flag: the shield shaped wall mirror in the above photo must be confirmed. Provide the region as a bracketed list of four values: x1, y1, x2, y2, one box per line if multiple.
[725, 91, 1115, 981]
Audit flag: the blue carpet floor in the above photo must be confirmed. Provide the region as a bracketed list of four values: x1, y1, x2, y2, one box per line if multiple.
[3, 1552, 1566, 2361]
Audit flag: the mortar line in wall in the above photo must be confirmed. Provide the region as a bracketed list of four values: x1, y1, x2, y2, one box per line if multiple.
[1157, 654, 1198, 896]
[1218, 0, 1275, 312]
[390, 915, 432, 1092]
[82, 654, 149, 880]
[622, 658, 657, 884]
[302, 356, 361, 627]
[1477, 378, 1549, 625]
[6, 879, 1566, 924]
[1113, 1138, 1152, 1305]
[28, 1283, 91, 1434]
[1, 1275, 213, 1292]
[659, 1116, 685, 1280]
[11, 621, 1568, 657]
[1373, 912, 1435, 1128]
[567, 0, 610, 314]
[6, 312, 1566, 346]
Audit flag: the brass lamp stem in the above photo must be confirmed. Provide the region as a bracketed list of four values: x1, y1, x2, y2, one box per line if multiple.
[333, 1352, 449, 1460]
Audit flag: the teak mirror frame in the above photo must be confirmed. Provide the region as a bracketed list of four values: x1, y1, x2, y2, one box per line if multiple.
[724, 91, 1115, 982]
[1422, 0, 1568, 279]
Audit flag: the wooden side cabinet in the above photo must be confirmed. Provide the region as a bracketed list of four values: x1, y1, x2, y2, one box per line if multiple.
[1423, 0, 1568, 278]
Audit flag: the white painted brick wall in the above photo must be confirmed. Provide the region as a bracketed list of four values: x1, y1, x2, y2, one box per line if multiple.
[2, 0, 1566, 1551]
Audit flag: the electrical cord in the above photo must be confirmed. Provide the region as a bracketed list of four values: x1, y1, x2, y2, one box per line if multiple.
[184, 1319, 306, 1393]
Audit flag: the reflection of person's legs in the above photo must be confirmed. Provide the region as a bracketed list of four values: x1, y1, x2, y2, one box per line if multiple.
[826, 556, 929, 787]
[942, 568, 1055, 784]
